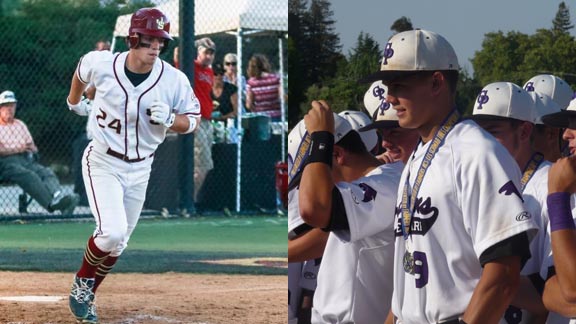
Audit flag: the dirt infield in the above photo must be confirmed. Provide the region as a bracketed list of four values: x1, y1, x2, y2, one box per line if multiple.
[0, 271, 286, 324]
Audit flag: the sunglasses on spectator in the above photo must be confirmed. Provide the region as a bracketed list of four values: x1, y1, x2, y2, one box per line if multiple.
[225, 62, 237, 66]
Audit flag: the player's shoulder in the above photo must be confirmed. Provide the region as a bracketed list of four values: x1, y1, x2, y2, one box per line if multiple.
[450, 119, 511, 158]
[160, 59, 189, 82]
[82, 50, 115, 64]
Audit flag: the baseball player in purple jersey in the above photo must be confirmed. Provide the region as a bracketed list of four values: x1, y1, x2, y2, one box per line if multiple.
[65, 8, 200, 323]
[360, 29, 538, 323]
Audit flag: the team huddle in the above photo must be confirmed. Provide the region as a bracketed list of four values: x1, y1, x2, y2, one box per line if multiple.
[288, 29, 576, 324]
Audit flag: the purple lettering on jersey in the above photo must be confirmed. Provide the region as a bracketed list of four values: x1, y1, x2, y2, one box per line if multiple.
[498, 180, 524, 203]
[413, 251, 428, 288]
[393, 197, 438, 236]
[523, 81, 535, 92]
[383, 42, 394, 65]
[476, 90, 489, 109]
[358, 183, 377, 202]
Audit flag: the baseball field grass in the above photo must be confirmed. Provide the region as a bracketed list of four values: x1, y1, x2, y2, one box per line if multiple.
[0, 215, 287, 274]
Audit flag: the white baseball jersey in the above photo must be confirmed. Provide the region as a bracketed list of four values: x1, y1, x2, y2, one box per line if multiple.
[76, 50, 200, 158]
[312, 162, 403, 324]
[392, 120, 538, 323]
[539, 194, 576, 324]
[288, 188, 321, 321]
[499, 160, 554, 324]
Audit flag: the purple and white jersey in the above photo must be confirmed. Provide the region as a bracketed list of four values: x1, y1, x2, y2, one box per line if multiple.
[312, 162, 402, 324]
[392, 120, 538, 324]
[76, 50, 200, 159]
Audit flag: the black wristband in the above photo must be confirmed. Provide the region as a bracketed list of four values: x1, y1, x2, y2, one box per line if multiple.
[307, 131, 334, 167]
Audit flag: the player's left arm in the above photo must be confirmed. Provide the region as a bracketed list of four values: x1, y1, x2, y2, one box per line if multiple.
[288, 227, 328, 263]
[508, 274, 547, 315]
[462, 232, 530, 324]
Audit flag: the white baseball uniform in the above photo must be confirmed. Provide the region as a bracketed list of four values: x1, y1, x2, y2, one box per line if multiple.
[288, 187, 321, 323]
[499, 160, 557, 324]
[392, 120, 538, 323]
[76, 50, 200, 255]
[312, 161, 403, 324]
[539, 195, 576, 324]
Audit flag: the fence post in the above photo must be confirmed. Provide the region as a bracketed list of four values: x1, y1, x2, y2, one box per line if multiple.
[178, 0, 196, 215]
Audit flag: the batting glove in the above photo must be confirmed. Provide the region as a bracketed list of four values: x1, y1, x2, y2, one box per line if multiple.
[149, 101, 176, 128]
[67, 96, 92, 116]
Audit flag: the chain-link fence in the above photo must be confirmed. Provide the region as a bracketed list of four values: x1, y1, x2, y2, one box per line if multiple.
[0, 0, 288, 219]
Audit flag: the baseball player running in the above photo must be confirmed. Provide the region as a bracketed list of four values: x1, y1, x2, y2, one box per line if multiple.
[359, 29, 538, 323]
[66, 8, 200, 323]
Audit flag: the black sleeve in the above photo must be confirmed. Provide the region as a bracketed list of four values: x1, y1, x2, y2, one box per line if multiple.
[288, 223, 314, 240]
[322, 187, 349, 232]
[528, 272, 545, 296]
[479, 232, 531, 268]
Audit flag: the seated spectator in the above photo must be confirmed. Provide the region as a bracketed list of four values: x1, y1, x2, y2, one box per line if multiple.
[0, 90, 79, 214]
[211, 63, 238, 121]
[246, 54, 282, 120]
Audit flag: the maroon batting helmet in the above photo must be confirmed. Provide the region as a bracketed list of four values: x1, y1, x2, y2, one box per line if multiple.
[128, 8, 172, 51]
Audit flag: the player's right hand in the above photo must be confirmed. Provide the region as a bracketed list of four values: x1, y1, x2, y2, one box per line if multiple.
[549, 155, 576, 194]
[67, 96, 92, 116]
[149, 100, 175, 128]
[305, 100, 334, 134]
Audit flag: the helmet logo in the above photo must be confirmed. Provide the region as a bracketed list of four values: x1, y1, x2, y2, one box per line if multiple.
[156, 17, 165, 30]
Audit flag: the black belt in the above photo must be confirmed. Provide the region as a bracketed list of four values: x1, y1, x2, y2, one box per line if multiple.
[438, 319, 462, 324]
[106, 148, 153, 163]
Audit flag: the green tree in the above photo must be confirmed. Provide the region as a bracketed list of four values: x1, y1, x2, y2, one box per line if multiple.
[471, 31, 534, 86]
[552, 1, 574, 34]
[305, 0, 342, 84]
[302, 32, 381, 115]
[390, 16, 414, 34]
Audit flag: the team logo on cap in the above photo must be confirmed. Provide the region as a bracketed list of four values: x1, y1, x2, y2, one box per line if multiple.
[372, 85, 391, 114]
[476, 90, 489, 110]
[524, 81, 535, 92]
[156, 17, 165, 29]
[383, 42, 394, 65]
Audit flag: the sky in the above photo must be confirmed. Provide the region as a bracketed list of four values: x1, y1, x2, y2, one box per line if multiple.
[331, 0, 576, 73]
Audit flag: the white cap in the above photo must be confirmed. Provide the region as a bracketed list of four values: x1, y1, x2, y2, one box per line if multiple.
[359, 81, 399, 130]
[529, 92, 561, 125]
[359, 29, 459, 83]
[523, 74, 573, 109]
[0, 91, 17, 106]
[288, 114, 354, 169]
[542, 97, 576, 129]
[471, 82, 535, 123]
[338, 110, 378, 151]
[288, 119, 306, 171]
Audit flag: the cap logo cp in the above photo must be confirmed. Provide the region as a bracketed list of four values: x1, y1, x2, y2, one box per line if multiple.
[523, 81, 535, 92]
[476, 90, 489, 110]
[383, 42, 394, 65]
[372, 85, 390, 114]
